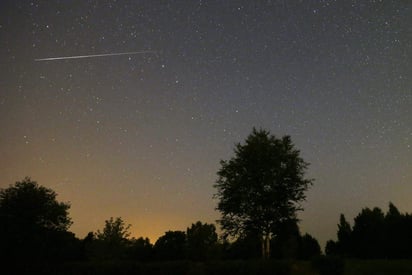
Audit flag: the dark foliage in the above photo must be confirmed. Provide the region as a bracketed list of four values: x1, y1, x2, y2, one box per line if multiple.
[93, 217, 132, 260]
[271, 219, 301, 259]
[214, 128, 313, 258]
[326, 202, 412, 259]
[0, 177, 76, 262]
[186, 221, 219, 261]
[0, 176, 320, 266]
[299, 233, 322, 260]
[154, 230, 187, 260]
[128, 237, 153, 261]
[224, 220, 321, 261]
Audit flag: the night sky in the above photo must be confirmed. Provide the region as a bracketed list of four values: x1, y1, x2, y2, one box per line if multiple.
[1, 1, 411, 247]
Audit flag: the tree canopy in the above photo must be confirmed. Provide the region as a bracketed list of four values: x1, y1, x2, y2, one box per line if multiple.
[154, 230, 187, 260]
[0, 177, 72, 231]
[326, 203, 412, 259]
[96, 216, 131, 244]
[0, 177, 73, 261]
[186, 221, 218, 260]
[214, 128, 313, 258]
[92, 217, 132, 259]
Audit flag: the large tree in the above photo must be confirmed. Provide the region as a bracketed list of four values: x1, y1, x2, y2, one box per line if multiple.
[0, 177, 72, 260]
[0, 177, 71, 231]
[214, 128, 313, 258]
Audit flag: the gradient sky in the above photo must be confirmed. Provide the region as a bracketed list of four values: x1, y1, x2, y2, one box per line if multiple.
[1, 1, 411, 248]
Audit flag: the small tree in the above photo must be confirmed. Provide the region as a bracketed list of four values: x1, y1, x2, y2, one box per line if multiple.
[337, 214, 352, 256]
[95, 217, 131, 259]
[214, 128, 313, 258]
[96, 217, 131, 243]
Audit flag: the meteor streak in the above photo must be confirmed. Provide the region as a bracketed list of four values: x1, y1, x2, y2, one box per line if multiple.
[34, 50, 156, 61]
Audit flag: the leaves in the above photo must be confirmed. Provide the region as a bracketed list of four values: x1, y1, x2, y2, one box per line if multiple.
[0, 177, 72, 231]
[96, 217, 131, 244]
[214, 128, 313, 239]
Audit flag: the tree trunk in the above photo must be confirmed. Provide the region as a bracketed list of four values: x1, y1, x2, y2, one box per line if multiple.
[261, 237, 265, 259]
[261, 233, 271, 259]
[265, 234, 270, 258]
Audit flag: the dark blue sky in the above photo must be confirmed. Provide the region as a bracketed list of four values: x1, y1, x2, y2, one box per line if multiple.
[1, 0, 411, 247]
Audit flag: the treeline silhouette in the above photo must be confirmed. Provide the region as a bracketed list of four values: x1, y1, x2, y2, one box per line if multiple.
[3, 177, 412, 275]
[326, 202, 412, 259]
[82, 218, 321, 262]
[0, 178, 320, 265]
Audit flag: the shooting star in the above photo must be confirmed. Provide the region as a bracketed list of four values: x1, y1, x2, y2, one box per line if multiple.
[34, 50, 156, 61]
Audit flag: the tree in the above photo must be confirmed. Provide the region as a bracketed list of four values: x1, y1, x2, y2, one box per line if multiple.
[299, 233, 321, 260]
[325, 203, 412, 259]
[214, 128, 313, 258]
[337, 214, 352, 256]
[385, 202, 406, 258]
[325, 240, 339, 256]
[0, 177, 71, 231]
[271, 219, 301, 259]
[128, 237, 153, 261]
[94, 217, 131, 259]
[226, 232, 262, 259]
[352, 207, 385, 258]
[154, 231, 187, 260]
[96, 216, 131, 243]
[0, 177, 72, 261]
[186, 221, 218, 260]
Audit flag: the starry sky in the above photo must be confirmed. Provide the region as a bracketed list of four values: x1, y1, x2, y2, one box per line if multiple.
[0, 1, 411, 248]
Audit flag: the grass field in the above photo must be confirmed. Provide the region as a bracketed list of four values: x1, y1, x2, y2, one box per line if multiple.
[6, 259, 412, 274]
[344, 260, 412, 275]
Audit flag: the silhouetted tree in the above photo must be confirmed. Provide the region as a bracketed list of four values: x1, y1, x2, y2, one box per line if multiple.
[93, 217, 132, 259]
[81, 231, 96, 260]
[225, 232, 262, 259]
[325, 240, 339, 256]
[351, 207, 385, 258]
[0, 177, 72, 261]
[404, 214, 412, 258]
[97, 216, 131, 243]
[128, 237, 153, 261]
[154, 230, 187, 260]
[299, 233, 321, 260]
[337, 214, 352, 257]
[214, 128, 313, 258]
[186, 221, 218, 261]
[271, 219, 301, 259]
[385, 202, 407, 258]
[325, 203, 412, 259]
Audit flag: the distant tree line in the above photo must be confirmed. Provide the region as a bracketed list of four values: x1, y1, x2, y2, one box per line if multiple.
[0, 177, 320, 265]
[326, 202, 412, 259]
[83, 217, 320, 262]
